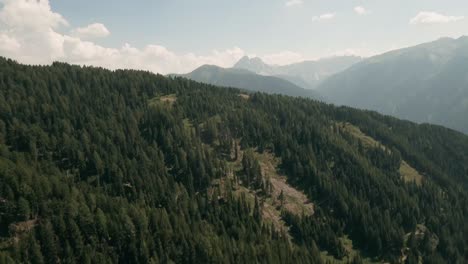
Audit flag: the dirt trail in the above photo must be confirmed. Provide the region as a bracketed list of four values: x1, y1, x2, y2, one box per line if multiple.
[211, 144, 314, 235]
[257, 152, 314, 216]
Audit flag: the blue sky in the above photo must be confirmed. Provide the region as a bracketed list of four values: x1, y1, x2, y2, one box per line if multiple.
[0, 0, 467, 73]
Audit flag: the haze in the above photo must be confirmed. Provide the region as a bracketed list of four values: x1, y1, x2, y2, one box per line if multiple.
[0, 0, 467, 74]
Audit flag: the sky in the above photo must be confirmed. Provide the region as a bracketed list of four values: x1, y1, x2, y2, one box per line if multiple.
[0, 0, 467, 74]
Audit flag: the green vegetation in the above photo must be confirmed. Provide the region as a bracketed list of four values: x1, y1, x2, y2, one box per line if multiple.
[399, 161, 423, 185]
[0, 57, 467, 263]
[339, 122, 423, 185]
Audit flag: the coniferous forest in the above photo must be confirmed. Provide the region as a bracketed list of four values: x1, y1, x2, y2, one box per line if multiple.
[0, 57, 467, 263]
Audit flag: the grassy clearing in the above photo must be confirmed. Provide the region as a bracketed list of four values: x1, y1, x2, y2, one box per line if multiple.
[0, 219, 38, 250]
[339, 122, 385, 150]
[159, 94, 177, 104]
[209, 143, 313, 236]
[209, 140, 383, 262]
[238, 93, 250, 100]
[399, 161, 423, 185]
[148, 94, 177, 107]
[255, 152, 314, 216]
[340, 122, 423, 185]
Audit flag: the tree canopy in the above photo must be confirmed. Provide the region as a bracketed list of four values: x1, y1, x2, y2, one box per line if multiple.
[0, 57, 467, 263]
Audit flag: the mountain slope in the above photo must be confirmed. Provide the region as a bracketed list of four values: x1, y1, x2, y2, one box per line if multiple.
[0, 57, 467, 263]
[234, 56, 362, 89]
[181, 64, 321, 98]
[318, 36, 468, 134]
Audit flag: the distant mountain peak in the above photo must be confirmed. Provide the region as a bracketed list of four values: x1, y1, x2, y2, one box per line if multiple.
[233, 56, 272, 73]
[235, 55, 265, 65]
[234, 55, 266, 67]
[182, 64, 321, 99]
[233, 55, 362, 89]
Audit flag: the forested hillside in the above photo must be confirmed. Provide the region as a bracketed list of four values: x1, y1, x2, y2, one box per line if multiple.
[0, 57, 467, 263]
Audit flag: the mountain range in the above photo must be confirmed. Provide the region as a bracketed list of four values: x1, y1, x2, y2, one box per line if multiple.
[233, 55, 362, 89]
[317, 36, 468, 134]
[182, 37, 468, 134]
[178, 64, 321, 99]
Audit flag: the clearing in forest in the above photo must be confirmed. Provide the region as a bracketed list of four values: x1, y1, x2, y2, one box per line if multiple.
[399, 161, 423, 185]
[210, 143, 313, 235]
[339, 122, 423, 185]
[255, 152, 314, 217]
[238, 93, 250, 100]
[0, 219, 38, 250]
[148, 94, 177, 107]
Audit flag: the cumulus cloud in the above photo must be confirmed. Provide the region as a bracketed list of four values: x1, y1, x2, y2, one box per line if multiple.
[354, 6, 370, 15]
[410, 11, 464, 25]
[312, 13, 336, 22]
[72, 23, 110, 39]
[0, 33, 20, 53]
[0, 0, 68, 64]
[261, 51, 303, 65]
[0, 0, 246, 74]
[330, 48, 374, 58]
[285, 0, 303, 7]
[0, 0, 68, 31]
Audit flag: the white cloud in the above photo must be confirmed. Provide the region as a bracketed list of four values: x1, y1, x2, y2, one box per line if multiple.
[0, 0, 68, 31]
[0, 33, 20, 53]
[327, 44, 401, 59]
[285, 0, 303, 7]
[72, 23, 110, 39]
[312, 13, 336, 22]
[261, 51, 304, 65]
[0, 0, 246, 74]
[0, 0, 68, 64]
[330, 48, 374, 58]
[354, 6, 370, 15]
[410, 11, 464, 25]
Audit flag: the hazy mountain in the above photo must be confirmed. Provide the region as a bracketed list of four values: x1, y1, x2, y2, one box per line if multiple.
[318, 36, 468, 134]
[180, 64, 321, 98]
[234, 56, 273, 74]
[233, 55, 362, 89]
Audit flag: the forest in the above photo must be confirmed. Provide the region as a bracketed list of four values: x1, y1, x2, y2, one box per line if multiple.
[0, 57, 467, 263]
